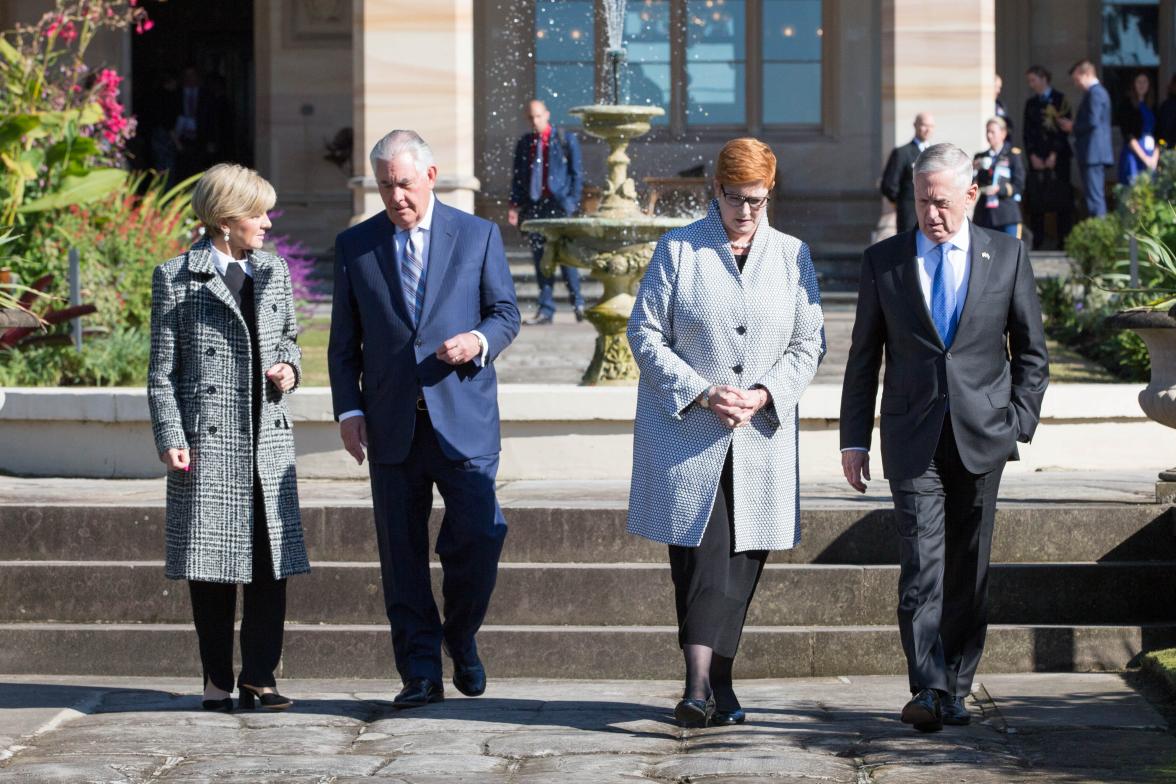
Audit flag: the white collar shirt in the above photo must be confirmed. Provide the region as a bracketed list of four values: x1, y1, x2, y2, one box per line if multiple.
[211, 242, 252, 278]
[915, 222, 971, 325]
[394, 193, 436, 283]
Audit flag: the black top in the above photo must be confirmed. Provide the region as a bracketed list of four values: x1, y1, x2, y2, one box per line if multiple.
[734, 252, 749, 272]
[220, 263, 262, 441]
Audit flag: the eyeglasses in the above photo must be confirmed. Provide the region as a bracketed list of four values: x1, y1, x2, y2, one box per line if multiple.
[720, 185, 771, 211]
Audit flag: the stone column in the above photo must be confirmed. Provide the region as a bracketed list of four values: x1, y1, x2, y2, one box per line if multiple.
[350, 0, 479, 222]
[876, 0, 995, 239]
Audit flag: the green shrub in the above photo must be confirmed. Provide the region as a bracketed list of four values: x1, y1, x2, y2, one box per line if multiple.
[0, 327, 148, 386]
[1064, 214, 1124, 279]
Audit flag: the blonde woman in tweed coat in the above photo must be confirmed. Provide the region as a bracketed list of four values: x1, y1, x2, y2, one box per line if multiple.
[628, 139, 825, 727]
[148, 164, 308, 713]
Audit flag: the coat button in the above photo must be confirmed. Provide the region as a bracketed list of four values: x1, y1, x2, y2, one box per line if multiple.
[206, 347, 216, 356]
[946, 352, 952, 360]
[207, 385, 216, 394]
[275, 418, 282, 428]
[209, 426, 217, 435]
[272, 303, 278, 312]
[732, 364, 743, 374]
[736, 326, 746, 335]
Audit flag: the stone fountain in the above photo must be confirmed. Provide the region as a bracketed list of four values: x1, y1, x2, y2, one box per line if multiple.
[522, 1, 691, 385]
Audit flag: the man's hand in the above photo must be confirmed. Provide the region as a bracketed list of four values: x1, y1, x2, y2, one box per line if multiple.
[340, 416, 367, 465]
[507, 207, 520, 227]
[436, 333, 481, 365]
[265, 362, 296, 392]
[842, 450, 871, 493]
[1056, 116, 1073, 134]
[161, 447, 190, 472]
[1046, 152, 1057, 170]
[1029, 153, 1045, 170]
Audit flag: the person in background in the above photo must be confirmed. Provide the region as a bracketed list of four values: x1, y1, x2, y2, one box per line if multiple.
[508, 99, 585, 325]
[994, 74, 1014, 137]
[973, 117, 1027, 238]
[881, 113, 935, 234]
[1118, 71, 1159, 186]
[1155, 75, 1176, 149]
[1022, 65, 1074, 249]
[1058, 60, 1113, 217]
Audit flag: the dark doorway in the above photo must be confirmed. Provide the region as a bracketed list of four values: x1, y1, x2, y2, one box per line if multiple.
[129, 0, 255, 181]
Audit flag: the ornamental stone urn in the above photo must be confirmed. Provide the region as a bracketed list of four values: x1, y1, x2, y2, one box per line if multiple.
[522, 105, 690, 385]
[1107, 307, 1176, 489]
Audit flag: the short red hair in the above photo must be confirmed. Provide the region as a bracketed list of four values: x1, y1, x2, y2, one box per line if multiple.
[715, 138, 777, 190]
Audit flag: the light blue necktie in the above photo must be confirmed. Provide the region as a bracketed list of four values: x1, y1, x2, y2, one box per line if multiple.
[401, 229, 425, 326]
[929, 243, 958, 347]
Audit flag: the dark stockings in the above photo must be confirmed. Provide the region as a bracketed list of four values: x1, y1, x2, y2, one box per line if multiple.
[710, 654, 739, 711]
[683, 643, 714, 701]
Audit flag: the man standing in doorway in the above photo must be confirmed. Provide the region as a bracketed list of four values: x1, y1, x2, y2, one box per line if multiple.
[881, 113, 935, 234]
[1059, 60, 1113, 217]
[509, 99, 585, 325]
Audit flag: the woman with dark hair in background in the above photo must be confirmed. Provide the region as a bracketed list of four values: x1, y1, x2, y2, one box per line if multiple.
[1118, 71, 1159, 185]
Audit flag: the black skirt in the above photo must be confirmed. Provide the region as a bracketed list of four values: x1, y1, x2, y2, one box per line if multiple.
[668, 447, 768, 658]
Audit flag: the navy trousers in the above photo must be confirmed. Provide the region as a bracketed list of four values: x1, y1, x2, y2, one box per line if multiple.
[522, 197, 583, 316]
[1081, 163, 1107, 217]
[369, 411, 507, 685]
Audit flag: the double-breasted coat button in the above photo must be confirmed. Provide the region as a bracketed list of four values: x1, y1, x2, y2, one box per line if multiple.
[272, 303, 278, 312]
[736, 326, 746, 335]
[209, 426, 218, 435]
[207, 385, 216, 394]
[206, 347, 216, 356]
[732, 364, 743, 374]
[275, 418, 282, 428]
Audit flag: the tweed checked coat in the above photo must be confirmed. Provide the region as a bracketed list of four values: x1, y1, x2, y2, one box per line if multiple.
[627, 201, 826, 551]
[148, 237, 309, 583]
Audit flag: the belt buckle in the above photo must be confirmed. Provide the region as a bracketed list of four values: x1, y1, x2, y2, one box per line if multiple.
[415, 397, 427, 412]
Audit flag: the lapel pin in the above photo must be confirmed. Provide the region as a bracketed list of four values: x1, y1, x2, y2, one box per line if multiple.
[981, 251, 990, 260]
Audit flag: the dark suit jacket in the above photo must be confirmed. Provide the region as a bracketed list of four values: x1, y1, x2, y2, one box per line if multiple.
[839, 225, 1049, 481]
[881, 141, 922, 233]
[1074, 82, 1114, 166]
[328, 200, 520, 463]
[510, 126, 584, 215]
[1022, 88, 1073, 165]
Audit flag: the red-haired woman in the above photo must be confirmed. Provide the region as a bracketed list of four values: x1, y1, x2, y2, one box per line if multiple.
[627, 138, 826, 727]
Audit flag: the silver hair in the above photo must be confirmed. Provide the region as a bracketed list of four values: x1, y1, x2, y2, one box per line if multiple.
[369, 130, 435, 175]
[912, 143, 974, 191]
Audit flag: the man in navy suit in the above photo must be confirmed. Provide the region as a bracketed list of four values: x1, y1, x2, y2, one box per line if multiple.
[508, 99, 585, 325]
[1059, 60, 1113, 217]
[328, 130, 520, 708]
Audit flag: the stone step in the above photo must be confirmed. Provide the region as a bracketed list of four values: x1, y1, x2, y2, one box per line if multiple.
[3, 505, 1172, 565]
[0, 622, 1169, 679]
[3, 561, 1173, 627]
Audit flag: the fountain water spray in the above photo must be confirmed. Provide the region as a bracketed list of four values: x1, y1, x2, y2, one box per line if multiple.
[603, 0, 628, 103]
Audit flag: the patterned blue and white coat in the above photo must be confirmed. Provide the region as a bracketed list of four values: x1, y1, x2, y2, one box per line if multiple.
[627, 201, 826, 552]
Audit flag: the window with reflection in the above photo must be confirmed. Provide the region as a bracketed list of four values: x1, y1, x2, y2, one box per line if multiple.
[762, 0, 822, 125]
[624, 0, 672, 124]
[686, 0, 746, 125]
[1101, 0, 1159, 126]
[534, 0, 596, 127]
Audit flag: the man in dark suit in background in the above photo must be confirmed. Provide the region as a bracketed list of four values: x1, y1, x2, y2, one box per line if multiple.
[881, 113, 935, 233]
[1022, 65, 1074, 249]
[329, 130, 520, 709]
[840, 143, 1049, 733]
[1058, 60, 1113, 217]
[508, 99, 585, 325]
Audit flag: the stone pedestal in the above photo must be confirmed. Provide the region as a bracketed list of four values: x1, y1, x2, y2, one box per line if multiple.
[350, 0, 478, 220]
[877, 0, 995, 234]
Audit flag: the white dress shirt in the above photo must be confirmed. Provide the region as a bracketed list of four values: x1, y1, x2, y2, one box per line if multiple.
[843, 221, 972, 454]
[211, 243, 252, 278]
[339, 194, 489, 423]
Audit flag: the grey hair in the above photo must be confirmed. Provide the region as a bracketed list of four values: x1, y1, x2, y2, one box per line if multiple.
[913, 143, 974, 191]
[369, 130, 435, 175]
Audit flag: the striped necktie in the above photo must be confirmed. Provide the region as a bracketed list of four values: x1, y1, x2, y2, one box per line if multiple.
[929, 243, 958, 347]
[401, 228, 425, 326]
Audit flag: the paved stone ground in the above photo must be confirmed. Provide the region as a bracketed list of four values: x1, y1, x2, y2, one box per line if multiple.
[0, 674, 1173, 782]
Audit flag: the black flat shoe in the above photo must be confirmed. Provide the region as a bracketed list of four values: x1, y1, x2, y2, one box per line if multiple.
[674, 696, 715, 727]
[238, 684, 293, 711]
[452, 660, 487, 697]
[201, 697, 233, 713]
[901, 688, 943, 733]
[393, 678, 445, 709]
[941, 694, 972, 726]
[709, 708, 746, 726]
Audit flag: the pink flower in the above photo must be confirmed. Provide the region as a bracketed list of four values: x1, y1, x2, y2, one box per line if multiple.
[60, 22, 77, 42]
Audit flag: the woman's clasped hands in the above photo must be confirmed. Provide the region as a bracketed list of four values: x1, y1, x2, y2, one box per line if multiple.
[703, 385, 771, 429]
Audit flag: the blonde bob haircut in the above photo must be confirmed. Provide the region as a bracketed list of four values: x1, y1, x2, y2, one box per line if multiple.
[192, 163, 277, 231]
[715, 137, 777, 191]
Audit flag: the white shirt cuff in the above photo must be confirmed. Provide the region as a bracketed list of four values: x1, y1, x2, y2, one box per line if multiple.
[470, 330, 489, 367]
[339, 409, 365, 421]
[840, 447, 868, 453]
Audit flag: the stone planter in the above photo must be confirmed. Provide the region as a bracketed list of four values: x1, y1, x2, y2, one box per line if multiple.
[1107, 308, 1176, 486]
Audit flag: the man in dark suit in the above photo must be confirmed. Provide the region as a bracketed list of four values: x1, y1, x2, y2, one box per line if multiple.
[329, 130, 520, 708]
[881, 113, 935, 233]
[840, 143, 1049, 733]
[1022, 65, 1074, 249]
[508, 99, 585, 325]
[1058, 60, 1113, 217]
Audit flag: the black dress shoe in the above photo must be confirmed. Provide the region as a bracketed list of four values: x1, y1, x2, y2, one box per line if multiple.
[201, 697, 234, 713]
[573, 305, 586, 322]
[393, 678, 444, 709]
[452, 660, 487, 697]
[941, 694, 971, 725]
[524, 313, 554, 326]
[901, 688, 943, 732]
[709, 708, 746, 726]
[674, 695, 715, 727]
[238, 684, 293, 711]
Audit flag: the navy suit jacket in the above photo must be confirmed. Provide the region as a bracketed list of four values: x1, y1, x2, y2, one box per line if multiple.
[510, 126, 584, 215]
[328, 200, 520, 463]
[1074, 82, 1114, 166]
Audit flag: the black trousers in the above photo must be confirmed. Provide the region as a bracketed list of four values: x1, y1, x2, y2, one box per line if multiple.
[668, 448, 768, 658]
[889, 418, 1004, 697]
[369, 411, 507, 685]
[188, 481, 286, 691]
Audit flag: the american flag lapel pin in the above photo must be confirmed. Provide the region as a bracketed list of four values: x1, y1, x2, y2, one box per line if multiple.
[981, 251, 991, 260]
